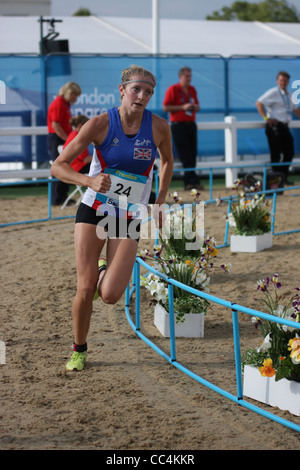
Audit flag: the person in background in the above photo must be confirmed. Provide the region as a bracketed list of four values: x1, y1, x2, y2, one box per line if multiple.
[163, 66, 203, 190]
[51, 65, 173, 371]
[256, 71, 300, 185]
[47, 81, 81, 205]
[64, 115, 92, 174]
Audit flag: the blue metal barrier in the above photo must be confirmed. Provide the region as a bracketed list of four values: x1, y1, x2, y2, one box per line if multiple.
[126, 257, 300, 433]
[0, 178, 76, 227]
[125, 167, 300, 432]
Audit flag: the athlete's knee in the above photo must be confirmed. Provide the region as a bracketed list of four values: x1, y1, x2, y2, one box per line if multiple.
[101, 294, 119, 305]
[100, 288, 122, 305]
[77, 279, 97, 300]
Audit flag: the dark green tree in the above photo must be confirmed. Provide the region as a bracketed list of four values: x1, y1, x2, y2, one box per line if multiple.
[206, 0, 300, 22]
[73, 8, 92, 16]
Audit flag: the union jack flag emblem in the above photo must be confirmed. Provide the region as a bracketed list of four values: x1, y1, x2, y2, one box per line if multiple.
[133, 147, 152, 160]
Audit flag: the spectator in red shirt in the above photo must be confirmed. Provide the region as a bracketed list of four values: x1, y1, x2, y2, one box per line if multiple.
[163, 67, 202, 190]
[64, 115, 92, 174]
[48, 81, 81, 205]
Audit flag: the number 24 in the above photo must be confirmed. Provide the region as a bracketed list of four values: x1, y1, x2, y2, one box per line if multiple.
[114, 183, 132, 197]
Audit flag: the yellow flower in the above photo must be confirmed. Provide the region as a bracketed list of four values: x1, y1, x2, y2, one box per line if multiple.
[289, 337, 300, 364]
[185, 260, 192, 266]
[288, 337, 299, 350]
[207, 246, 218, 257]
[259, 358, 275, 377]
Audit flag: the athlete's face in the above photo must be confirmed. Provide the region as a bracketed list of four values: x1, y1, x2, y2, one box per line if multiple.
[120, 75, 154, 111]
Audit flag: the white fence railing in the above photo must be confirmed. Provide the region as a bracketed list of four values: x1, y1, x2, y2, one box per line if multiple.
[0, 117, 300, 186]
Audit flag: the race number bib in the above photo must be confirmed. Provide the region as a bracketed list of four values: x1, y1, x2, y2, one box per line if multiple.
[95, 168, 147, 212]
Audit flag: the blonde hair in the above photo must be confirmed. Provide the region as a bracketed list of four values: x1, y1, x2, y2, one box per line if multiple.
[121, 65, 156, 88]
[58, 81, 81, 101]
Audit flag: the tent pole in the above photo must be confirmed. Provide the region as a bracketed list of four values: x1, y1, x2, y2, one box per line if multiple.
[152, 0, 160, 54]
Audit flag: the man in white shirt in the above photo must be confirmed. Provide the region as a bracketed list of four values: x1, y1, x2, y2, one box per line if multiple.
[256, 71, 300, 184]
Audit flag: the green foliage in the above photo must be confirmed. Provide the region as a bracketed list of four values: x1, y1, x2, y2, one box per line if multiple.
[160, 190, 204, 258]
[276, 355, 300, 382]
[173, 296, 210, 323]
[242, 348, 268, 370]
[243, 274, 300, 382]
[229, 179, 272, 236]
[206, 0, 300, 22]
[73, 8, 92, 16]
[232, 203, 271, 236]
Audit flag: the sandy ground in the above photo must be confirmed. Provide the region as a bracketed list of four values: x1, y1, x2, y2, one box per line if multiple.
[1, 186, 300, 451]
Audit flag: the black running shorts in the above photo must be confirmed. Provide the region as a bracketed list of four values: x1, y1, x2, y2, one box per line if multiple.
[75, 203, 141, 240]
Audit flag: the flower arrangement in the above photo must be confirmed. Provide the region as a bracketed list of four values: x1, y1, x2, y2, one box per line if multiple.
[139, 189, 231, 323]
[139, 237, 231, 323]
[159, 190, 204, 257]
[242, 274, 300, 382]
[229, 179, 272, 236]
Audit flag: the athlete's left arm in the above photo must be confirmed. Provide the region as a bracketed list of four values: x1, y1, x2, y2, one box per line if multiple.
[153, 115, 174, 206]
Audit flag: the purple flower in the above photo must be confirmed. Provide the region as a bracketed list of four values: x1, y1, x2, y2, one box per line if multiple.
[271, 274, 281, 288]
[257, 280, 268, 292]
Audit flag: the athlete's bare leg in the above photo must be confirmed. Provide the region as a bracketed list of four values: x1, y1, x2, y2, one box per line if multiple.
[72, 222, 106, 345]
[72, 224, 138, 346]
[98, 237, 139, 304]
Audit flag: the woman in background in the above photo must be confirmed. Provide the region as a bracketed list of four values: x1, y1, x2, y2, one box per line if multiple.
[47, 81, 81, 205]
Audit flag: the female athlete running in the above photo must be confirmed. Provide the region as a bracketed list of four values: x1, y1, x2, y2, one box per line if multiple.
[51, 65, 173, 370]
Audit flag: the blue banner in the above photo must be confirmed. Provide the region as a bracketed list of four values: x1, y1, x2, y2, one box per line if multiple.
[0, 54, 299, 164]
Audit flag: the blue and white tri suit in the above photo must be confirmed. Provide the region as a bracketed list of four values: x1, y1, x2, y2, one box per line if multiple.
[82, 107, 157, 219]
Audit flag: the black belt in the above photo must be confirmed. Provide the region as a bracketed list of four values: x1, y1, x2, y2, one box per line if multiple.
[171, 121, 195, 125]
[267, 121, 289, 127]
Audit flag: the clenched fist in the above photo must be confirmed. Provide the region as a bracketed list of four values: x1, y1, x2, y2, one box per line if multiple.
[90, 173, 111, 193]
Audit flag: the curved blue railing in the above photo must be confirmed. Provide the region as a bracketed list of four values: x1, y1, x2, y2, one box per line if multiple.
[124, 178, 300, 433]
[125, 258, 300, 433]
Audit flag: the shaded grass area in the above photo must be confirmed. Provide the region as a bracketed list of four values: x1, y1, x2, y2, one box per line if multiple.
[1, 173, 300, 199]
[0, 176, 225, 199]
[0, 183, 49, 199]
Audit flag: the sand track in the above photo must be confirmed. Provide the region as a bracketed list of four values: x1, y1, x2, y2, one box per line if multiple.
[1, 190, 300, 449]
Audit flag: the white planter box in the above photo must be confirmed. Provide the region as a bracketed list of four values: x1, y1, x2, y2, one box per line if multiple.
[154, 303, 204, 338]
[230, 232, 272, 253]
[243, 365, 300, 416]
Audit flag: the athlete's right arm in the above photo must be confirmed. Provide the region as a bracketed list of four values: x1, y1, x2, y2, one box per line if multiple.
[51, 114, 111, 193]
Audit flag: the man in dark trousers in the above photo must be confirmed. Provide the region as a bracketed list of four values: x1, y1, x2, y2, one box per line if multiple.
[256, 71, 300, 185]
[163, 67, 203, 190]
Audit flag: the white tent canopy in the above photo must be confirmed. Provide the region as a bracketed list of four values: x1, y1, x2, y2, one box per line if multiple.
[0, 15, 300, 56]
